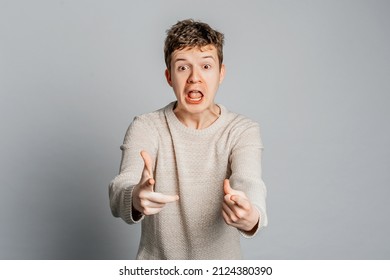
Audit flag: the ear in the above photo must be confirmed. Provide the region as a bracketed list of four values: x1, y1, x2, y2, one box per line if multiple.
[165, 69, 173, 87]
[219, 64, 226, 85]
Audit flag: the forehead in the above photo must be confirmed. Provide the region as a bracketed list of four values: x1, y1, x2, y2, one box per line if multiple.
[172, 45, 218, 61]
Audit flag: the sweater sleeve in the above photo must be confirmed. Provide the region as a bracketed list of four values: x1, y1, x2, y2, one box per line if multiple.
[228, 121, 268, 238]
[108, 116, 158, 224]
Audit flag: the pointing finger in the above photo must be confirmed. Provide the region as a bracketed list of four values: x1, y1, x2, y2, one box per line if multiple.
[140, 200, 167, 209]
[224, 193, 235, 206]
[147, 192, 179, 204]
[230, 195, 250, 210]
[222, 202, 235, 217]
[222, 206, 239, 224]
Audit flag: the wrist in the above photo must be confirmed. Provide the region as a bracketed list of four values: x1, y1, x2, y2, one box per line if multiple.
[132, 184, 142, 213]
[244, 208, 260, 232]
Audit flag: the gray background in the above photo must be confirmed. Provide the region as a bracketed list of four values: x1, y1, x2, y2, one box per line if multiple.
[1, 0, 389, 259]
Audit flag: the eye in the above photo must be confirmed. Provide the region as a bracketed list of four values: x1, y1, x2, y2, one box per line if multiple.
[203, 64, 212, 70]
[178, 65, 189, 71]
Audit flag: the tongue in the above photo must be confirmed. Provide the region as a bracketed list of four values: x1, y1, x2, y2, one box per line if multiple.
[189, 92, 202, 99]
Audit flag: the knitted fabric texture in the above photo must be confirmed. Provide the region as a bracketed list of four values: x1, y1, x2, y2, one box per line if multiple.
[109, 102, 267, 259]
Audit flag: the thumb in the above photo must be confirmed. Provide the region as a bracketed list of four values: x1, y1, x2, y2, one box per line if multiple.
[140, 150, 154, 191]
[140, 150, 153, 179]
[223, 179, 233, 195]
[141, 177, 155, 192]
[224, 179, 242, 196]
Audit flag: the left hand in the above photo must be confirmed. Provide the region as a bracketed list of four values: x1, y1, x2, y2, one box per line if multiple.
[222, 179, 259, 232]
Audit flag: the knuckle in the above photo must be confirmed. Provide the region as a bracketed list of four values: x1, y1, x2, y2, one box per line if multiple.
[230, 215, 238, 223]
[138, 192, 147, 199]
[244, 204, 252, 211]
[140, 200, 148, 208]
[235, 212, 243, 220]
[237, 209, 247, 219]
[223, 217, 231, 225]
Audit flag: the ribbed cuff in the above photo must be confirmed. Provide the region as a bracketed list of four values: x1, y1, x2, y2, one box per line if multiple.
[239, 206, 265, 238]
[123, 185, 145, 224]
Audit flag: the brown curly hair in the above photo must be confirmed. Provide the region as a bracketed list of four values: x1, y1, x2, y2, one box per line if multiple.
[164, 19, 224, 71]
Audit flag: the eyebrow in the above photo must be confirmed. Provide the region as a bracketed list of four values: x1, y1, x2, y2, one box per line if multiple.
[201, 55, 216, 60]
[173, 55, 216, 64]
[173, 58, 187, 63]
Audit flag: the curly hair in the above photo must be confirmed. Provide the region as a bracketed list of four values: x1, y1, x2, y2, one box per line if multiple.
[164, 19, 224, 71]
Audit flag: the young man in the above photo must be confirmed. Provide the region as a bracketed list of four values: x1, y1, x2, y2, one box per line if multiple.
[109, 19, 267, 259]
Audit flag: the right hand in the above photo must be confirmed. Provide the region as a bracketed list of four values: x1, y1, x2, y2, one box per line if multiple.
[132, 150, 179, 215]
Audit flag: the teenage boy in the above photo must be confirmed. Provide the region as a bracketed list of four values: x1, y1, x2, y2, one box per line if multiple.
[109, 19, 267, 259]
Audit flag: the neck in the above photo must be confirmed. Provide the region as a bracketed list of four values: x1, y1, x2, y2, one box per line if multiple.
[173, 104, 221, 129]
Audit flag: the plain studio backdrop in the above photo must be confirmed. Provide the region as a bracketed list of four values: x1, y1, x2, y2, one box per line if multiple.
[1, 0, 389, 259]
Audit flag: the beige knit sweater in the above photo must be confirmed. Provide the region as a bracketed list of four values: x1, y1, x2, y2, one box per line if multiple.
[109, 102, 267, 259]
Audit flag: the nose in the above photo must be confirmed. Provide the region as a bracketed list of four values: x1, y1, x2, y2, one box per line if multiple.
[187, 68, 201, 84]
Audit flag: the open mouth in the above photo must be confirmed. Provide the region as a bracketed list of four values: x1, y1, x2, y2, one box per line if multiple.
[186, 90, 204, 104]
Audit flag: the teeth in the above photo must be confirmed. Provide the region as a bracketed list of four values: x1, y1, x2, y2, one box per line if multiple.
[188, 91, 202, 99]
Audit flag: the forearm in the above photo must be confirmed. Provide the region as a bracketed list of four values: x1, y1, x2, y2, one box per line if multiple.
[109, 116, 158, 223]
[228, 123, 268, 236]
[109, 175, 144, 224]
